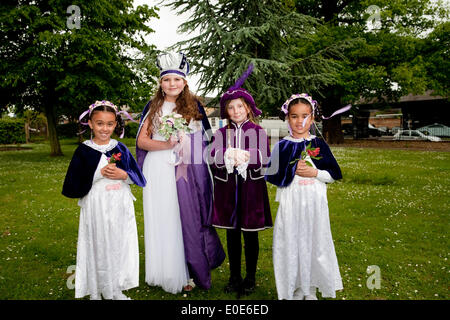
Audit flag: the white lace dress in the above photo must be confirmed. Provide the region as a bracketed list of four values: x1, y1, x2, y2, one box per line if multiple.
[272, 135, 343, 299]
[142, 101, 190, 294]
[75, 139, 139, 299]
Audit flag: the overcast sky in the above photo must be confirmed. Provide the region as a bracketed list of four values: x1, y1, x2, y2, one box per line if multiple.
[133, 0, 208, 94]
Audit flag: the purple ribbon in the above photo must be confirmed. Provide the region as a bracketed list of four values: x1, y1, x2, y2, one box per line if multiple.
[321, 104, 352, 120]
[117, 110, 139, 138]
[79, 109, 90, 125]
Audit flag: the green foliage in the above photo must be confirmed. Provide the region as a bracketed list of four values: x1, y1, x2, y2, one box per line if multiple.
[293, 0, 450, 105]
[56, 122, 80, 139]
[124, 122, 140, 139]
[165, 0, 347, 114]
[0, 1, 160, 155]
[0, 118, 25, 144]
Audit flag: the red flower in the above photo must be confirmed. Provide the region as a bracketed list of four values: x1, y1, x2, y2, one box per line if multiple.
[108, 152, 122, 163]
[307, 147, 320, 157]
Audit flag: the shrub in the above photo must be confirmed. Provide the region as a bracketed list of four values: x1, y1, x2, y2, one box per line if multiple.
[0, 118, 25, 144]
[124, 121, 139, 138]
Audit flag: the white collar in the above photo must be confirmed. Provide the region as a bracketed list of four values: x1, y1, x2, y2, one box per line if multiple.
[83, 139, 118, 153]
[283, 135, 316, 143]
[230, 119, 250, 129]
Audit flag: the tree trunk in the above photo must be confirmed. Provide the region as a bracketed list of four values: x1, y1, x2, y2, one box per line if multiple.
[25, 122, 30, 144]
[44, 105, 63, 156]
[321, 97, 344, 144]
[323, 116, 344, 144]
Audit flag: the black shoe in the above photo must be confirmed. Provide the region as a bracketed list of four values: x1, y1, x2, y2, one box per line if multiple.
[240, 277, 256, 296]
[224, 277, 242, 293]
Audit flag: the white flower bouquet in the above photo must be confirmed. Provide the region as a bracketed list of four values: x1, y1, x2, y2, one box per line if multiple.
[158, 112, 191, 140]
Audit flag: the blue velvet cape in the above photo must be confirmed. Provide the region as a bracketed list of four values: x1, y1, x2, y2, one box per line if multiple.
[265, 137, 342, 187]
[62, 141, 146, 199]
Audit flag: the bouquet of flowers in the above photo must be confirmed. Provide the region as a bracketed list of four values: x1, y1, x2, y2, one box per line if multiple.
[159, 112, 191, 140]
[289, 142, 321, 167]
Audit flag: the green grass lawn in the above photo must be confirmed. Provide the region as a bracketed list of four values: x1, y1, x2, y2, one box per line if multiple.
[0, 138, 449, 300]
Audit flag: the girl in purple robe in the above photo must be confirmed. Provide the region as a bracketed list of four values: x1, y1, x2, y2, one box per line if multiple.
[210, 64, 272, 296]
[136, 52, 225, 294]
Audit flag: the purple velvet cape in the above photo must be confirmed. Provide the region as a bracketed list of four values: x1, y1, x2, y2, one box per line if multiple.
[264, 137, 342, 187]
[62, 141, 146, 199]
[135, 100, 225, 290]
[210, 121, 273, 231]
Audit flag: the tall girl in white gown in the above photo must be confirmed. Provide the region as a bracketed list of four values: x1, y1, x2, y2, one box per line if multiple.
[141, 100, 190, 293]
[265, 94, 343, 300]
[136, 52, 225, 294]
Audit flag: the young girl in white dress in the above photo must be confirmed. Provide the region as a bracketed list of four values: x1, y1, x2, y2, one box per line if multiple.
[265, 93, 343, 300]
[136, 52, 224, 294]
[62, 101, 146, 300]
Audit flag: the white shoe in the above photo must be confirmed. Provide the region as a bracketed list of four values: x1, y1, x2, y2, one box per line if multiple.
[305, 286, 318, 300]
[293, 288, 304, 300]
[90, 293, 101, 300]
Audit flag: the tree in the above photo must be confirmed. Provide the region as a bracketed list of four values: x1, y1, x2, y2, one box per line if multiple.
[165, 0, 349, 115]
[293, 0, 449, 143]
[0, 0, 159, 155]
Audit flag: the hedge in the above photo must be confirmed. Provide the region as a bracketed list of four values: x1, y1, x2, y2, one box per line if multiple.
[0, 118, 26, 144]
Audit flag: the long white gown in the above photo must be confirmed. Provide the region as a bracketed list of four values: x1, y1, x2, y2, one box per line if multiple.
[272, 135, 343, 299]
[75, 139, 139, 299]
[142, 101, 189, 294]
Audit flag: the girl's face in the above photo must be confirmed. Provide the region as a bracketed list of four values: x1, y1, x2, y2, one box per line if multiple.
[88, 111, 116, 145]
[160, 75, 186, 101]
[287, 102, 314, 139]
[226, 98, 250, 125]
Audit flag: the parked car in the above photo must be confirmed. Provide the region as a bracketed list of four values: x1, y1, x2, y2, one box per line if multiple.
[393, 129, 441, 142]
[391, 127, 402, 135]
[368, 123, 383, 137]
[417, 123, 450, 137]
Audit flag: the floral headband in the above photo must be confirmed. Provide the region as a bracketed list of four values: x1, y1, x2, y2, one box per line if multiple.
[281, 93, 317, 115]
[78, 100, 138, 138]
[281, 93, 352, 120]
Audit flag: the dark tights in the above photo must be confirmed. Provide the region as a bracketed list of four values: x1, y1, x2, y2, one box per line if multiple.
[226, 228, 259, 282]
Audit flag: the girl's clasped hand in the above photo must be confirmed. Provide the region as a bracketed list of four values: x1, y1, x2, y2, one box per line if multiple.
[295, 160, 318, 178]
[101, 163, 128, 180]
[226, 148, 250, 167]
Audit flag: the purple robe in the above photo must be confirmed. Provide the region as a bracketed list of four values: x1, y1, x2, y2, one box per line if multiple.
[136, 100, 225, 290]
[210, 120, 273, 231]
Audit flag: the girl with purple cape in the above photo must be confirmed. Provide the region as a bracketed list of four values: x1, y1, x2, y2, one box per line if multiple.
[136, 52, 225, 294]
[265, 94, 344, 300]
[62, 101, 146, 300]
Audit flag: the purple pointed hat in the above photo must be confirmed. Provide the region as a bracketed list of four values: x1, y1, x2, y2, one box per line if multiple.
[219, 63, 262, 119]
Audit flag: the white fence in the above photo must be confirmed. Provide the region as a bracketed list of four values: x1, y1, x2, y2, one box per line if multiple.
[209, 117, 290, 137]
